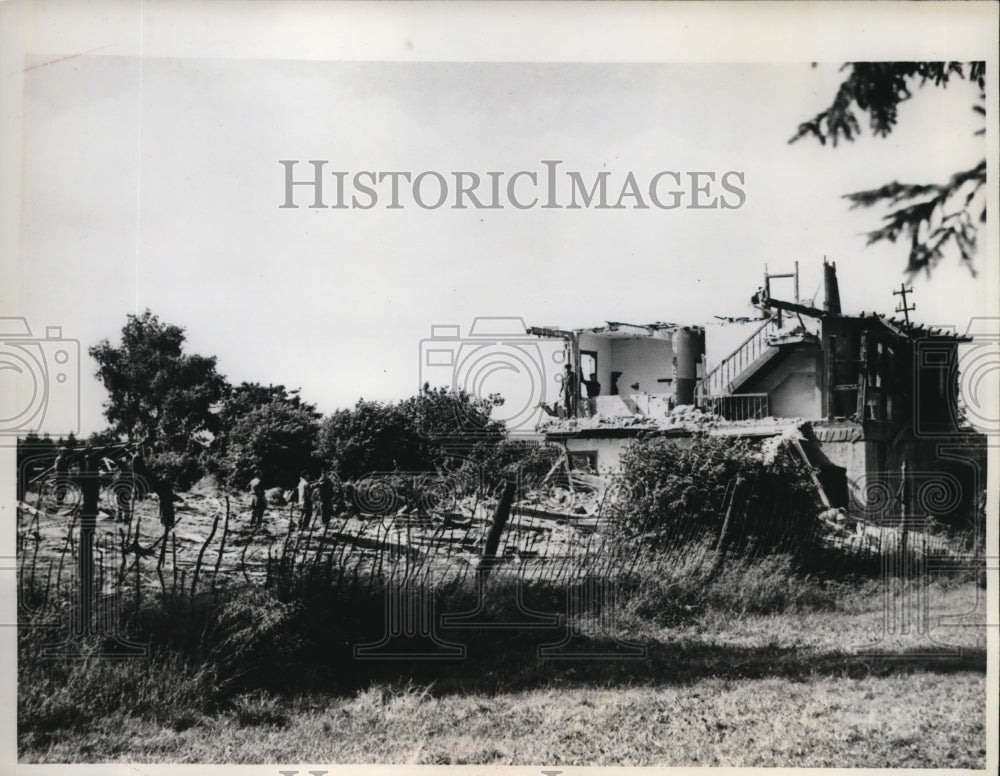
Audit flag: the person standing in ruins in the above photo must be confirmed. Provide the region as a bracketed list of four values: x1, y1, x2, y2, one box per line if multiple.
[112, 460, 133, 524]
[132, 450, 175, 530]
[53, 445, 69, 504]
[582, 372, 601, 416]
[249, 469, 266, 527]
[296, 471, 313, 530]
[561, 363, 578, 418]
[317, 471, 336, 527]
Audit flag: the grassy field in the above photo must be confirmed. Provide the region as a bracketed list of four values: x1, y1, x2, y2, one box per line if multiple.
[17, 473, 990, 766]
[22, 675, 986, 767]
[19, 579, 987, 766]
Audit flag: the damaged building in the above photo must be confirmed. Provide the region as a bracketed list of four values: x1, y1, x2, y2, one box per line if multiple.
[530, 261, 986, 527]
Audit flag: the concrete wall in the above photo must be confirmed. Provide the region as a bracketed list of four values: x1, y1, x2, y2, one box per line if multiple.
[561, 433, 695, 474]
[592, 395, 635, 418]
[609, 337, 674, 395]
[746, 348, 821, 419]
[562, 436, 632, 474]
[814, 438, 868, 489]
[592, 393, 673, 419]
[808, 423, 984, 524]
[577, 332, 675, 399]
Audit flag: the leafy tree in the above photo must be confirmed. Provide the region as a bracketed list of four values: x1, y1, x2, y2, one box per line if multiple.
[90, 310, 228, 450]
[317, 399, 429, 481]
[317, 385, 507, 482]
[17, 431, 56, 466]
[217, 382, 315, 430]
[792, 62, 986, 276]
[89, 310, 229, 493]
[398, 383, 505, 444]
[56, 431, 79, 451]
[86, 428, 124, 447]
[215, 382, 322, 488]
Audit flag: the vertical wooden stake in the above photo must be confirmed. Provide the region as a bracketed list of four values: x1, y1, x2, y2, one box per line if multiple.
[480, 480, 516, 582]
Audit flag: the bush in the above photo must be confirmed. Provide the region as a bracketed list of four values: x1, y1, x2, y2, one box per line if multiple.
[317, 400, 430, 482]
[316, 386, 507, 483]
[217, 402, 321, 489]
[609, 435, 821, 556]
[475, 439, 563, 493]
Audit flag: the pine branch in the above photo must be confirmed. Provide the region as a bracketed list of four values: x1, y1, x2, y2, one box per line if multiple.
[792, 62, 985, 276]
[844, 161, 985, 276]
[790, 62, 978, 146]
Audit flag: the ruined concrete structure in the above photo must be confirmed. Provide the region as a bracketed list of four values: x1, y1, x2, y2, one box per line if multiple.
[531, 261, 986, 526]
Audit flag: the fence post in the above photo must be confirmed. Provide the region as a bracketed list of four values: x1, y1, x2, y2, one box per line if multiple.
[211, 496, 231, 594]
[480, 480, 516, 582]
[76, 450, 100, 636]
[715, 477, 744, 556]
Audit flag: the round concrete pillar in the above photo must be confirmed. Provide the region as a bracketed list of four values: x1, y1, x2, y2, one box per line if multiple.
[673, 327, 706, 405]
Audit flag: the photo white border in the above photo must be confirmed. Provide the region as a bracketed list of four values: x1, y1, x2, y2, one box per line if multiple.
[1, 1, 997, 774]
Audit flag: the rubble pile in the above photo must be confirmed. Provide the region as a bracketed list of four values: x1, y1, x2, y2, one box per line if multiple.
[539, 403, 808, 440]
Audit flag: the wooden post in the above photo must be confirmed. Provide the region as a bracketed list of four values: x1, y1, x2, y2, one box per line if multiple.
[480, 480, 516, 581]
[715, 477, 743, 554]
[572, 333, 581, 418]
[76, 449, 100, 636]
[857, 332, 868, 419]
[792, 439, 831, 509]
[825, 333, 837, 420]
[191, 508, 221, 598]
[211, 496, 231, 593]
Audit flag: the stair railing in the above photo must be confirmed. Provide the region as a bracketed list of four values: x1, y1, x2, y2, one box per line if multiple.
[697, 316, 780, 400]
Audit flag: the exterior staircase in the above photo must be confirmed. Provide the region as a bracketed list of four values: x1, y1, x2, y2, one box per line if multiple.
[697, 317, 779, 396]
[696, 316, 821, 420]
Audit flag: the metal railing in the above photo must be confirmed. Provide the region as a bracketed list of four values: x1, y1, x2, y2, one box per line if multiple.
[697, 393, 770, 421]
[697, 317, 779, 399]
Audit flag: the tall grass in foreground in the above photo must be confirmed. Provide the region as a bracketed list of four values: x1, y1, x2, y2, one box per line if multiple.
[18, 464, 985, 752]
[19, 525, 982, 751]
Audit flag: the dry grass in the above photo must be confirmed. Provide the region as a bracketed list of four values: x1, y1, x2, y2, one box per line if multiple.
[19, 584, 987, 766]
[22, 674, 985, 767]
[17, 476, 988, 766]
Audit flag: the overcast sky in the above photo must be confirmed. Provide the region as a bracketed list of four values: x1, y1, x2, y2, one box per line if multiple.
[7, 2, 998, 437]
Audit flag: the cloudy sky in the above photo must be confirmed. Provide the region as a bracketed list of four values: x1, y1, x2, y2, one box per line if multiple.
[6, 1, 997, 436]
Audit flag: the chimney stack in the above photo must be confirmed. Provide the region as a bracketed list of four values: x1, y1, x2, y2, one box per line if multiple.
[823, 260, 841, 314]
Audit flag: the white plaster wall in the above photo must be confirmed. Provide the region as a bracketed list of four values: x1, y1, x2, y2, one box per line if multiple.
[750, 348, 821, 419]
[814, 438, 868, 502]
[564, 434, 695, 473]
[609, 337, 674, 395]
[564, 436, 630, 474]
